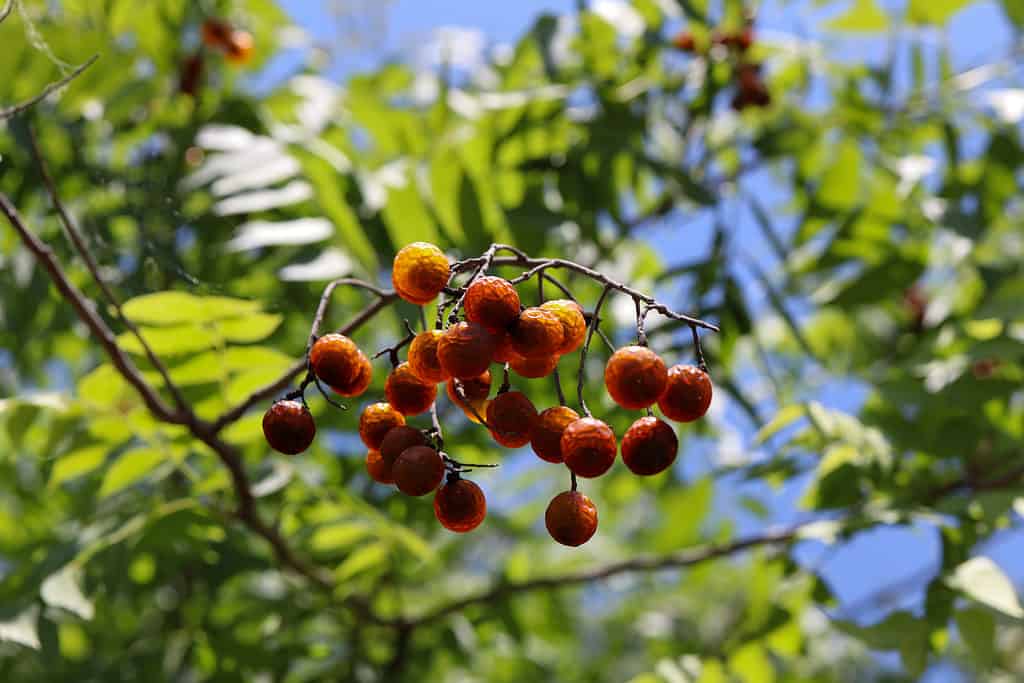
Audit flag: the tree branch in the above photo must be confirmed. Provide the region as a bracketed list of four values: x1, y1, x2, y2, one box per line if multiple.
[0, 0, 13, 25]
[0, 54, 98, 120]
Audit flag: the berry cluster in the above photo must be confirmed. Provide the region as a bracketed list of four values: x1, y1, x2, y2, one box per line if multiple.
[262, 243, 716, 546]
[179, 18, 255, 96]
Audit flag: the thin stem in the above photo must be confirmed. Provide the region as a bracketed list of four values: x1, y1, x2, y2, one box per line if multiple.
[577, 285, 614, 418]
[691, 324, 708, 372]
[538, 269, 568, 406]
[372, 319, 417, 367]
[635, 298, 649, 347]
[308, 277, 393, 351]
[1, 55, 99, 120]
[446, 243, 499, 326]
[570, 471, 578, 492]
[0, 0, 12, 24]
[451, 380, 491, 429]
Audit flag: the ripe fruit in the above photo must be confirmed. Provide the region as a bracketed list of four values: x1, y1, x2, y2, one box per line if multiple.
[434, 477, 487, 532]
[464, 276, 521, 331]
[487, 391, 538, 448]
[446, 370, 492, 407]
[509, 307, 565, 359]
[490, 330, 520, 364]
[530, 406, 580, 463]
[384, 362, 438, 416]
[358, 402, 405, 450]
[201, 19, 232, 48]
[225, 30, 255, 64]
[310, 334, 372, 397]
[561, 417, 617, 478]
[366, 450, 395, 484]
[262, 399, 315, 455]
[510, 354, 559, 379]
[672, 31, 696, 52]
[545, 490, 598, 547]
[393, 445, 445, 496]
[408, 330, 450, 384]
[621, 416, 678, 476]
[438, 321, 495, 379]
[379, 425, 427, 468]
[658, 364, 713, 422]
[540, 299, 587, 354]
[604, 345, 668, 410]
[179, 53, 204, 97]
[392, 242, 450, 305]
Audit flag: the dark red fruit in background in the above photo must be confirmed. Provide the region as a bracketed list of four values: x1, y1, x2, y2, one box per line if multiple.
[393, 445, 445, 496]
[262, 400, 315, 455]
[487, 391, 538, 448]
[379, 425, 427, 469]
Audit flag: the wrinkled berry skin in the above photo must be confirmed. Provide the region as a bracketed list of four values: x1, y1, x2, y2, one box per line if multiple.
[545, 490, 598, 547]
[438, 321, 495, 380]
[561, 417, 617, 478]
[604, 345, 668, 410]
[487, 391, 538, 448]
[393, 446, 445, 496]
[392, 242, 450, 305]
[263, 400, 315, 455]
[530, 406, 580, 463]
[434, 477, 487, 532]
[465, 276, 521, 332]
[310, 334, 372, 397]
[658, 364, 713, 422]
[621, 416, 678, 476]
[509, 308, 565, 359]
[385, 362, 438, 416]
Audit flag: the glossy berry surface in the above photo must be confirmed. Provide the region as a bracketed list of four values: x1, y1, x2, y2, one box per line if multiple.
[509, 307, 565, 359]
[384, 362, 437, 416]
[510, 354, 559, 379]
[490, 330, 520, 364]
[540, 299, 587, 355]
[561, 417, 617, 478]
[446, 370, 492, 406]
[434, 477, 487, 532]
[658, 364, 712, 422]
[621, 416, 678, 476]
[262, 400, 315, 455]
[365, 450, 395, 484]
[310, 334, 372, 397]
[393, 445, 445, 496]
[438, 321, 495, 380]
[408, 330, 450, 384]
[358, 402, 405, 450]
[604, 345, 668, 410]
[530, 406, 580, 463]
[379, 425, 427, 468]
[464, 276, 521, 332]
[392, 242, 450, 305]
[545, 491, 598, 547]
[487, 391, 538, 448]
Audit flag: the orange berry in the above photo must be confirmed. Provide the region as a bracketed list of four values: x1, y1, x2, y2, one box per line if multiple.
[408, 330, 450, 384]
[561, 417, 617, 478]
[445, 370, 492, 407]
[392, 242, 450, 305]
[540, 299, 587, 354]
[310, 334, 373, 397]
[490, 329, 521, 364]
[358, 402, 405, 450]
[604, 345, 668, 410]
[464, 399, 491, 424]
[384, 362, 438, 416]
[262, 399, 315, 455]
[434, 477, 487, 532]
[509, 307, 565, 359]
[621, 416, 678, 476]
[672, 31, 696, 52]
[545, 490, 598, 547]
[393, 445, 445, 496]
[201, 19, 233, 49]
[225, 30, 254, 64]
[486, 391, 538, 448]
[379, 425, 427, 469]
[464, 276, 521, 332]
[437, 321, 495, 379]
[658, 364, 712, 422]
[366, 450, 395, 484]
[530, 406, 580, 463]
[510, 354, 559, 379]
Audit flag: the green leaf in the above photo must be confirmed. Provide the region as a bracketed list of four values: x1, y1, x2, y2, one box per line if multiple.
[1002, 0, 1024, 26]
[381, 171, 441, 247]
[310, 523, 371, 554]
[947, 556, 1024, 617]
[98, 448, 165, 498]
[754, 404, 806, 444]
[335, 542, 389, 582]
[826, 0, 890, 32]
[955, 607, 996, 666]
[651, 478, 713, 551]
[817, 140, 862, 210]
[49, 445, 109, 488]
[906, 0, 971, 25]
[41, 566, 94, 620]
[215, 313, 283, 343]
[117, 325, 219, 356]
[122, 292, 262, 325]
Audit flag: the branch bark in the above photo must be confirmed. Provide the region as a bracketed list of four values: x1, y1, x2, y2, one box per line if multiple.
[0, 55, 98, 120]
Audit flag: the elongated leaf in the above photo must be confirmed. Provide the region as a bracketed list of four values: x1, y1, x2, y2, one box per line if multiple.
[99, 448, 165, 498]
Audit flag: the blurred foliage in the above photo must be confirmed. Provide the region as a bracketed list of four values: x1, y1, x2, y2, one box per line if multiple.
[1, 0, 1023, 681]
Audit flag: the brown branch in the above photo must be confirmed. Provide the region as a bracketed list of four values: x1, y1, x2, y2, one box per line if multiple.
[0, 55, 98, 120]
[577, 285, 613, 417]
[0, 0, 13, 24]
[405, 524, 802, 627]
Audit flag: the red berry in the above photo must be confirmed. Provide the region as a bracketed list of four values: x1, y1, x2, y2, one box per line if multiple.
[358, 402, 405, 450]
[262, 400, 315, 455]
[366, 450, 395, 484]
[604, 346, 668, 410]
[509, 308, 564, 359]
[487, 391, 538, 448]
[464, 276, 521, 332]
[379, 425, 427, 469]
[561, 417, 617, 478]
[509, 354, 559, 379]
[310, 334, 373, 397]
[384, 362, 438, 416]
[530, 406, 580, 463]
[434, 477, 487, 532]
[437, 321, 496, 380]
[658, 364, 712, 422]
[408, 330, 451, 384]
[545, 490, 598, 546]
[621, 416, 678, 476]
[393, 445, 445, 496]
[392, 242, 450, 305]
